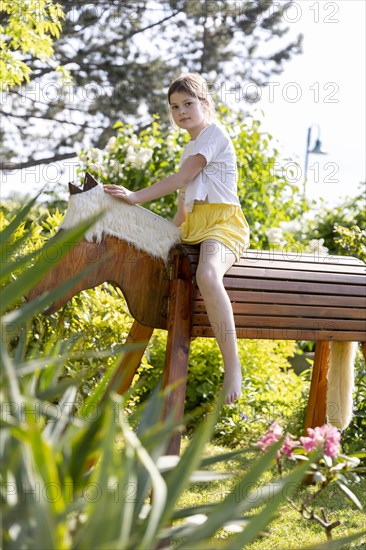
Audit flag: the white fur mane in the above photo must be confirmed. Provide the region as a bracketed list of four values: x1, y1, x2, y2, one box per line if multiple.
[61, 183, 180, 261]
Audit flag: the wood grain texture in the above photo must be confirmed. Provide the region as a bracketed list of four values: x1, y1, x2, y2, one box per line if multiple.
[163, 253, 193, 455]
[304, 342, 330, 430]
[107, 320, 154, 395]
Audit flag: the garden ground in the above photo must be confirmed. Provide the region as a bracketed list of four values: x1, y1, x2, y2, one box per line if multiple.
[177, 441, 366, 549]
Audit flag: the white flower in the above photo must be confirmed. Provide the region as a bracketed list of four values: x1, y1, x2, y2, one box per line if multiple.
[266, 227, 284, 243]
[108, 159, 122, 177]
[105, 136, 117, 152]
[89, 147, 104, 163]
[125, 151, 137, 166]
[78, 150, 87, 162]
[279, 220, 302, 234]
[128, 134, 139, 146]
[139, 147, 153, 163]
[147, 137, 160, 149]
[166, 134, 177, 154]
[129, 147, 153, 169]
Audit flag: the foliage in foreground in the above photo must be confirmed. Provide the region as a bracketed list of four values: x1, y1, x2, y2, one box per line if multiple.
[4, 200, 365, 550]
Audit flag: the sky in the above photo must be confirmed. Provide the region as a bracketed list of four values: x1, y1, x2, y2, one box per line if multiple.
[250, 0, 365, 205]
[1, 0, 365, 205]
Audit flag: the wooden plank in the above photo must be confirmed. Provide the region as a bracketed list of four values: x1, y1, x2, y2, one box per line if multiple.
[186, 257, 365, 275]
[178, 245, 363, 266]
[235, 259, 365, 275]
[193, 301, 366, 320]
[222, 277, 366, 297]
[240, 250, 363, 265]
[191, 325, 366, 341]
[192, 313, 366, 332]
[227, 266, 365, 285]
[182, 249, 365, 267]
[304, 342, 330, 429]
[193, 289, 366, 308]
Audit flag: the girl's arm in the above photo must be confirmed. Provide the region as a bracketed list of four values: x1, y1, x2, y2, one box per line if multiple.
[173, 191, 187, 227]
[104, 154, 206, 204]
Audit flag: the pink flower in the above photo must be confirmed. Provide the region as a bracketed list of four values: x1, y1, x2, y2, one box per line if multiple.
[321, 425, 341, 458]
[257, 422, 283, 452]
[257, 423, 341, 460]
[300, 427, 324, 453]
[281, 434, 300, 458]
[300, 425, 341, 458]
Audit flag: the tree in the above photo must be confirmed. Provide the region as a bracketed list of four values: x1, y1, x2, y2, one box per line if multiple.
[0, 0, 65, 89]
[1, 0, 303, 170]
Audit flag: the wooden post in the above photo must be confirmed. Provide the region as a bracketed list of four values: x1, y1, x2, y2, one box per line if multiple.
[304, 341, 330, 430]
[163, 274, 192, 456]
[107, 320, 154, 395]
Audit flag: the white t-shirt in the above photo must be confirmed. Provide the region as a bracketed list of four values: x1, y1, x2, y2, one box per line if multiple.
[179, 123, 240, 212]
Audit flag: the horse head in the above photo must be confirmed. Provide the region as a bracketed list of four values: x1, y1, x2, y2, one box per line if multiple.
[27, 173, 180, 327]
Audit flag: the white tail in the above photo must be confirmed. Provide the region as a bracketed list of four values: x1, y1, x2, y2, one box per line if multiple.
[326, 342, 358, 430]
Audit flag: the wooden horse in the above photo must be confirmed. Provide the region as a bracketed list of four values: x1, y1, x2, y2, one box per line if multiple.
[28, 174, 366, 454]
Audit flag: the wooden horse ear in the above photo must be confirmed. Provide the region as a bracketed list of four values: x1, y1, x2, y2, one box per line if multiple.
[83, 172, 99, 192]
[68, 182, 83, 195]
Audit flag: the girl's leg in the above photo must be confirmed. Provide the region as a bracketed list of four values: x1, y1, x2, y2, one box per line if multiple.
[196, 239, 241, 405]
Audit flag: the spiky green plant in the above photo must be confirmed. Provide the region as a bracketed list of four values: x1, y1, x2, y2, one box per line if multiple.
[1, 198, 364, 550]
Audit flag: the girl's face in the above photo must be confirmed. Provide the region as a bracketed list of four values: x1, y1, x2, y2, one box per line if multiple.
[169, 91, 209, 139]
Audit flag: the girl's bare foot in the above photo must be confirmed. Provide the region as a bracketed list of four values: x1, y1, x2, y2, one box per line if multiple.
[223, 362, 242, 405]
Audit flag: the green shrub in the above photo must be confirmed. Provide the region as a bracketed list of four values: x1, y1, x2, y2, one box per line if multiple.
[300, 185, 365, 255]
[334, 224, 366, 262]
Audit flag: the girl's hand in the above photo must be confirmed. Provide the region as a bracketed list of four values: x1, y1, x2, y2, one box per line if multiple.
[103, 184, 137, 205]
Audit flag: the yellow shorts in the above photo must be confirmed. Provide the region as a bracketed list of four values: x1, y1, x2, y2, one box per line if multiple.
[179, 203, 250, 262]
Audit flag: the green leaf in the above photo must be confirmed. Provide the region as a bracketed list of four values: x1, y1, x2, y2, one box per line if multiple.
[0, 213, 101, 315]
[156, 392, 225, 535]
[0, 193, 41, 254]
[336, 480, 363, 510]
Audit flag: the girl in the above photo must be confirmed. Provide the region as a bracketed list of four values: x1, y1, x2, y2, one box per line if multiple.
[104, 73, 250, 405]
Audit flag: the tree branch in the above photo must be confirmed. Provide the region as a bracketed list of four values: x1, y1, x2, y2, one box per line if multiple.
[1, 153, 77, 171]
[0, 109, 102, 129]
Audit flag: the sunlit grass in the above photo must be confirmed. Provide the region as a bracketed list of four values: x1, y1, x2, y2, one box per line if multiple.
[177, 440, 366, 549]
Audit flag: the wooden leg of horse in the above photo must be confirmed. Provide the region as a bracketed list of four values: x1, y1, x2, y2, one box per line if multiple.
[304, 341, 330, 431]
[107, 320, 154, 395]
[163, 278, 192, 456]
[85, 320, 153, 474]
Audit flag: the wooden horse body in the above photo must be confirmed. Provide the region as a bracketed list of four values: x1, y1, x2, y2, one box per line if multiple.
[28, 175, 366, 454]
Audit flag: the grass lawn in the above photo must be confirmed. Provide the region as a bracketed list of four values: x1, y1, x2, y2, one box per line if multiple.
[176, 440, 366, 549]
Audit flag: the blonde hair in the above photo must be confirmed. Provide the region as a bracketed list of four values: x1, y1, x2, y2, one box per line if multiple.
[167, 73, 216, 122]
